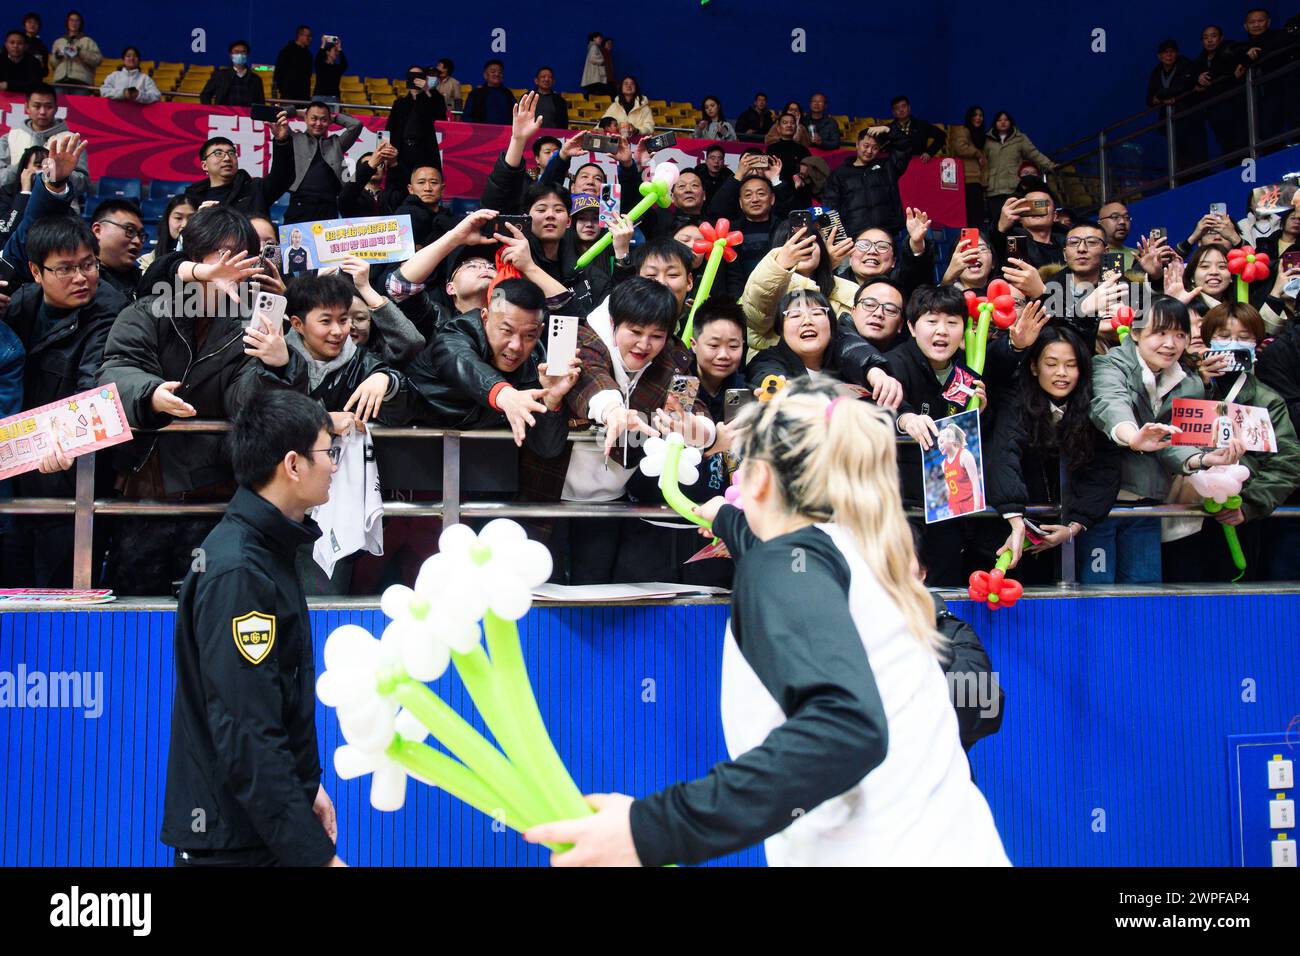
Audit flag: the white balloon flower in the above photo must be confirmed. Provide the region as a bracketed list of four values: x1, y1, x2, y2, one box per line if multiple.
[638, 431, 702, 487]
[334, 708, 430, 811]
[316, 624, 406, 754]
[399, 520, 554, 624]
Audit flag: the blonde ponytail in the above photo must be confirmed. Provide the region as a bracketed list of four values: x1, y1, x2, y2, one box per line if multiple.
[730, 380, 945, 656]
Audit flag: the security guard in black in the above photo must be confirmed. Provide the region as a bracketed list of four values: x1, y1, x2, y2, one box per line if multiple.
[161, 484, 336, 866]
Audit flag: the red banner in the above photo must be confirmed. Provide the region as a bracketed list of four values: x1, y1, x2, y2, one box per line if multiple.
[0, 94, 964, 225]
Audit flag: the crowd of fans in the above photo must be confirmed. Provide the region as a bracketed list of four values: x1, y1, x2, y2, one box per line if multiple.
[0, 14, 1299, 596]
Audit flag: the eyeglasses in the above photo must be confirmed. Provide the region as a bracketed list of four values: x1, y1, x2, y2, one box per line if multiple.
[96, 219, 147, 241]
[203, 148, 237, 160]
[38, 257, 99, 280]
[1099, 213, 1131, 223]
[854, 239, 893, 254]
[1065, 237, 1105, 249]
[855, 297, 902, 318]
[309, 444, 343, 465]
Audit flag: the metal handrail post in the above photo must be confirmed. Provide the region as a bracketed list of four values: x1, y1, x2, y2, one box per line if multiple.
[1057, 458, 1078, 589]
[1245, 67, 1259, 161]
[1097, 131, 1108, 204]
[72, 452, 95, 589]
[441, 434, 461, 527]
[1164, 105, 1177, 190]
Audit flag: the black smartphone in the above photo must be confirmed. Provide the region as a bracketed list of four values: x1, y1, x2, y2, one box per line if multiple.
[724, 388, 757, 423]
[581, 132, 620, 155]
[1005, 235, 1026, 260]
[250, 104, 281, 123]
[1101, 252, 1125, 277]
[788, 209, 814, 233]
[1149, 226, 1167, 242]
[643, 131, 677, 153]
[486, 213, 531, 238]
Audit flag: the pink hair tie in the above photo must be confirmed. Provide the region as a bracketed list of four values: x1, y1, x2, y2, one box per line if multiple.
[825, 396, 848, 422]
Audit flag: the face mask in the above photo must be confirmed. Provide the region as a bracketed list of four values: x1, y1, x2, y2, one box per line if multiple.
[1210, 339, 1256, 362]
[231, 54, 248, 67]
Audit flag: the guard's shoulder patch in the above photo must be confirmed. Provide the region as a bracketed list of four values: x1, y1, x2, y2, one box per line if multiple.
[231, 611, 277, 665]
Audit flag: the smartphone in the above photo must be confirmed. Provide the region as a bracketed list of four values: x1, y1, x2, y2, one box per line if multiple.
[1031, 199, 1050, 213]
[1149, 226, 1167, 242]
[581, 132, 621, 155]
[812, 207, 844, 244]
[1206, 346, 1254, 373]
[668, 375, 700, 420]
[1101, 252, 1125, 278]
[481, 213, 530, 238]
[643, 132, 677, 153]
[376, 130, 391, 146]
[547, 315, 579, 371]
[256, 240, 278, 275]
[250, 104, 281, 123]
[322, 35, 339, 47]
[724, 388, 757, 423]
[1281, 250, 1300, 273]
[1209, 202, 1228, 216]
[788, 209, 814, 233]
[959, 227, 981, 253]
[753, 155, 772, 168]
[1005, 235, 1026, 260]
[250, 290, 287, 332]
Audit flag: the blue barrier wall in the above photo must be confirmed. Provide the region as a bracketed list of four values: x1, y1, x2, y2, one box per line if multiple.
[1, 595, 1296, 866]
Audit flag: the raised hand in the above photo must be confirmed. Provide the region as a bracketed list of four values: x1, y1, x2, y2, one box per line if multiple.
[150, 381, 197, 418]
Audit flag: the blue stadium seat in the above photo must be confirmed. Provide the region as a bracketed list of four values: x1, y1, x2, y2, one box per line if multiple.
[81, 196, 105, 220]
[96, 177, 142, 201]
[140, 197, 170, 223]
[148, 179, 190, 200]
[269, 200, 289, 226]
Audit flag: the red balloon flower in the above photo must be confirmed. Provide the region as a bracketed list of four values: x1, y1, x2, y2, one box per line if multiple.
[964, 280, 1017, 329]
[693, 219, 744, 262]
[967, 566, 1024, 610]
[1113, 305, 1134, 330]
[1226, 246, 1271, 284]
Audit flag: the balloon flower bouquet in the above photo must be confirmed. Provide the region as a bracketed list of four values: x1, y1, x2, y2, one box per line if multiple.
[317, 521, 591, 847]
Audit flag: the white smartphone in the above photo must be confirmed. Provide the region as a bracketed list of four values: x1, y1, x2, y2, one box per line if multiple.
[1209, 202, 1228, 216]
[251, 290, 287, 332]
[547, 314, 578, 370]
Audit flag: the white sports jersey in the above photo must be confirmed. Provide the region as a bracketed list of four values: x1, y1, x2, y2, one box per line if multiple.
[310, 431, 383, 576]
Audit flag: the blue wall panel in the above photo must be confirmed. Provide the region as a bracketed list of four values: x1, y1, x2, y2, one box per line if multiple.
[1, 596, 1296, 866]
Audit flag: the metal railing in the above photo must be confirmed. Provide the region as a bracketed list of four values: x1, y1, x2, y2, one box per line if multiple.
[2, 421, 1296, 594]
[1050, 53, 1300, 215]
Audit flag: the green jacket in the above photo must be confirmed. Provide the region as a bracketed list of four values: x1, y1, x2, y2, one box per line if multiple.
[1090, 338, 1203, 501]
[1218, 375, 1300, 521]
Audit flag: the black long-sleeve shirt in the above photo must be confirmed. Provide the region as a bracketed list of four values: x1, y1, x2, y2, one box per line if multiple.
[629, 506, 888, 867]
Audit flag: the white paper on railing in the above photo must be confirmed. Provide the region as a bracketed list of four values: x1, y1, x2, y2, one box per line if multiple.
[531, 583, 730, 602]
[311, 430, 383, 577]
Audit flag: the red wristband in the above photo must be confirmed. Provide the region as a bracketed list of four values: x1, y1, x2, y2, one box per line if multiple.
[487, 381, 509, 412]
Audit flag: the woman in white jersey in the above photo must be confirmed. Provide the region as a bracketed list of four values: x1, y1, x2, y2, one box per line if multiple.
[526, 378, 1010, 866]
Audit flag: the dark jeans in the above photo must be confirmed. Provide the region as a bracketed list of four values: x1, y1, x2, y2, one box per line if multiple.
[1163, 519, 1263, 583]
[964, 183, 986, 228]
[0, 516, 78, 587]
[1262, 517, 1300, 581]
[106, 515, 221, 597]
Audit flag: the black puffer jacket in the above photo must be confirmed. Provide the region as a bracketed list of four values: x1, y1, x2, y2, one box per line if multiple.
[97, 292, 308, 496]
[1256, 319, 1300, 505]
[821, 127, 912, 236]
[6, 278, 126, 498]
[984, 391, 1122, 528]
[404, 311, 568, 458]
[286, 331, 417, 424]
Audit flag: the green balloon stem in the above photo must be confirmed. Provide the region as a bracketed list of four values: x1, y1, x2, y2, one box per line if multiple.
[680, 238, 727, 348]
[1117, 325, 1130, 344]
[994, 551, 1014, 572]
[659, 439, 713, 531]
[1236, 275, 1248, 304]
[481, 611, 592, 821]
[393, 679, 551, 828]
[391, 739, 568, 853]
[574, 190, 662, 268]
[1203, 496, 1248, 579]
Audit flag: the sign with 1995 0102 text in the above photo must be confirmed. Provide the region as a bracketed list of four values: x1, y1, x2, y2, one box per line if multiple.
[0, 384, 132, 481]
